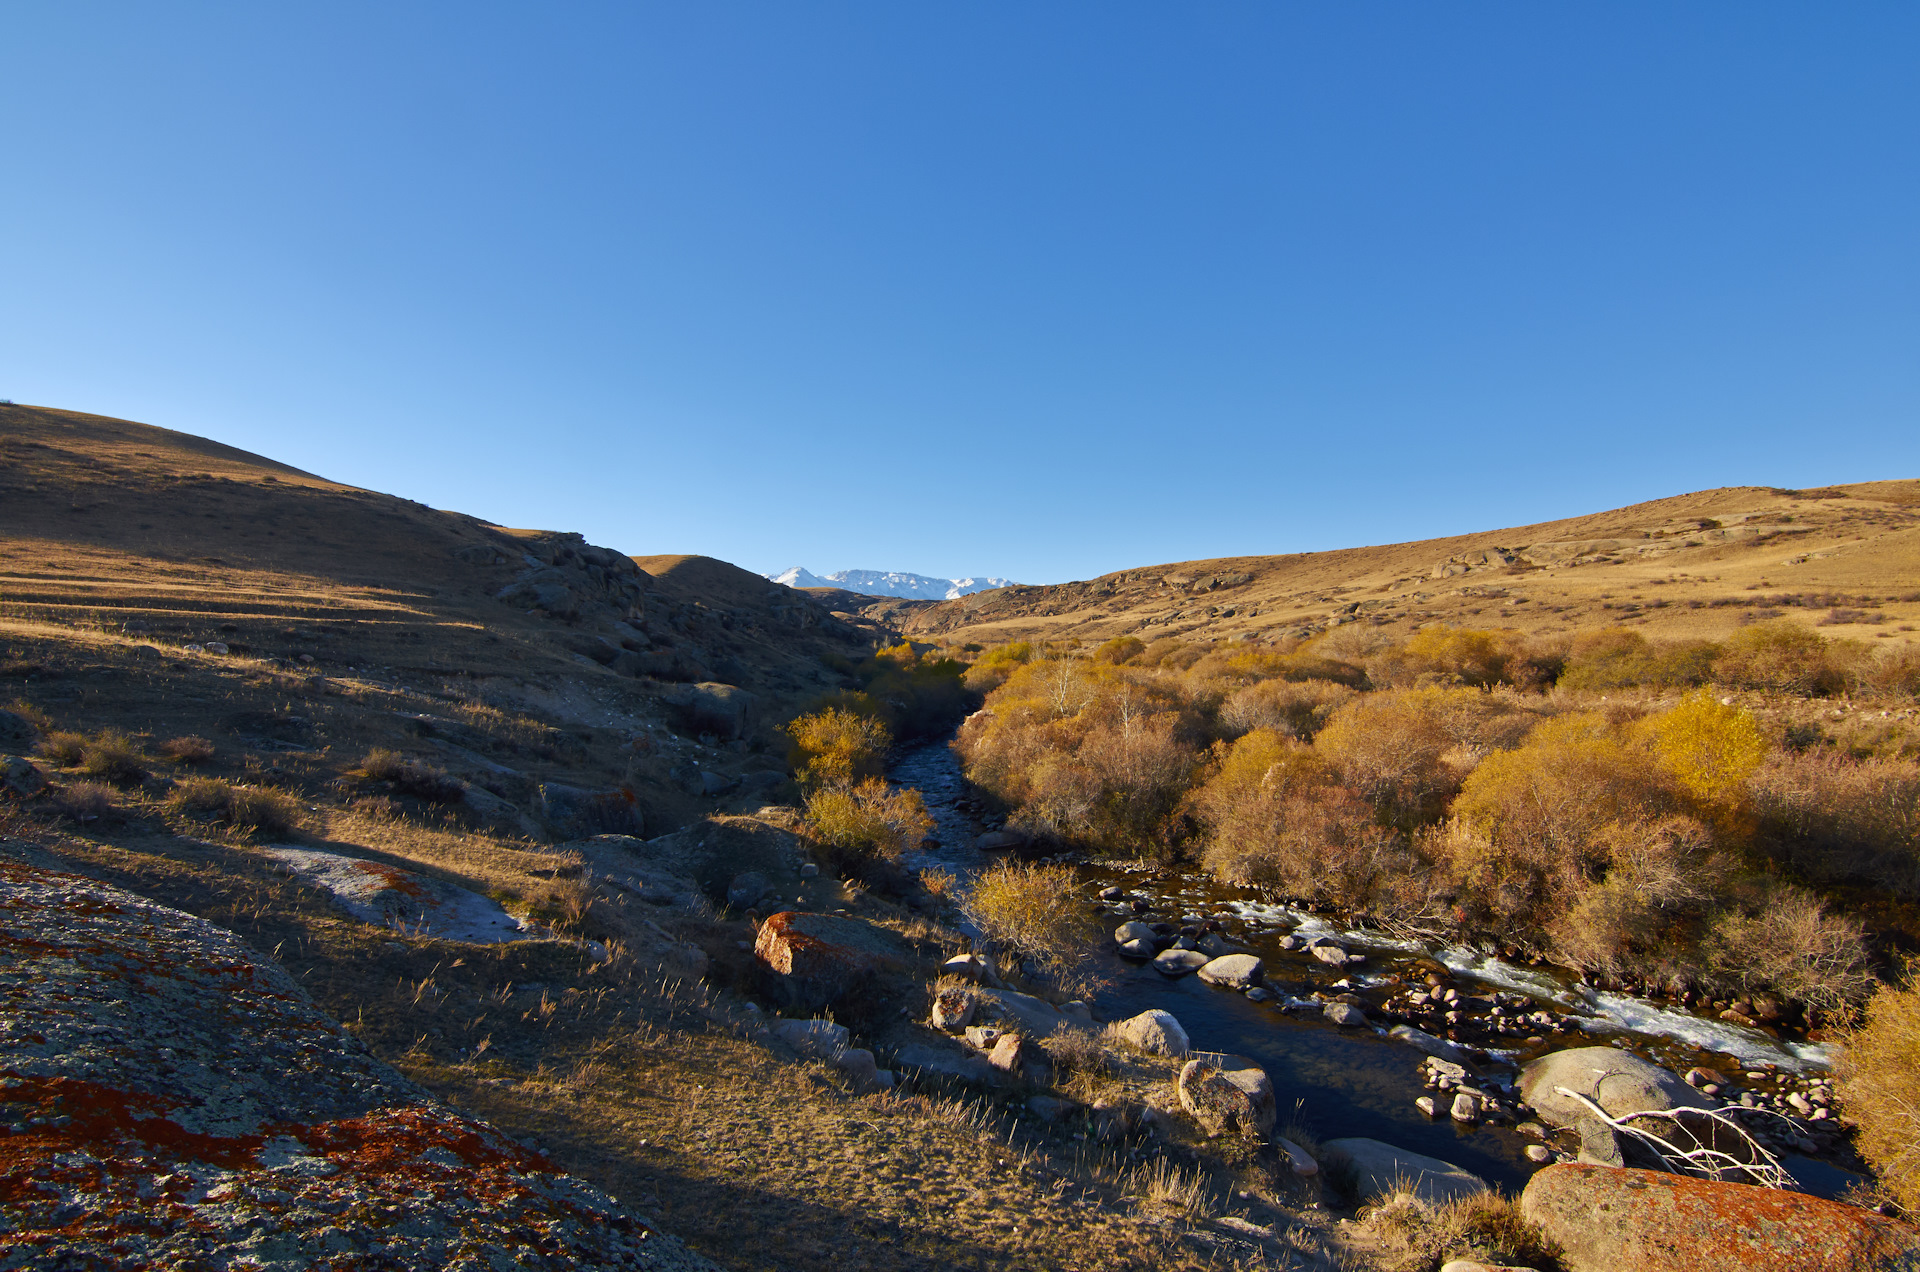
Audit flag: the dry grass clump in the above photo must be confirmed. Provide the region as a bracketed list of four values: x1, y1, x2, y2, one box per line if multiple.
[168, 777, 301, 837]
[1837, 978, 1920, 1212]
[159, 735, 216, 764]
[55, 781, 117, 823]
[1127, 1157, 1215, 1217]
[919, 865, 958, 902]
[962, 861, 1087, 972]
[352, 748, 465, 803]
[33, 730, 89, 766]
[1356, 1189, 1562, 1272]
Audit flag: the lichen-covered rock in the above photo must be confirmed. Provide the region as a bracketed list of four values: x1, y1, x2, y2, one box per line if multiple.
[265, 847, 533, 943]
[1519, 1046, 1710, 1130]
[1521, 1163, 1920, 1271]
[0, 858, 717, 1271]
[752, 910, 914, 1012]
[1177, 1055, 1276, 1136]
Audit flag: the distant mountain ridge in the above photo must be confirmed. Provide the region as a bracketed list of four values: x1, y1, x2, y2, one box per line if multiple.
[768, 566, 1014, 601]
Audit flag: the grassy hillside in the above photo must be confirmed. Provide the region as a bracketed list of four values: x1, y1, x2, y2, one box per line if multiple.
[865, 482, 1920, 650]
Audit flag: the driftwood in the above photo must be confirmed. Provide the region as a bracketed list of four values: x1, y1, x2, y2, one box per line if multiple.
[1552, 1084, 1796, 1189]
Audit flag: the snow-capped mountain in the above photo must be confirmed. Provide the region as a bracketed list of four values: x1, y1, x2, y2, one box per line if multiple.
[767, 567, 1015, 601]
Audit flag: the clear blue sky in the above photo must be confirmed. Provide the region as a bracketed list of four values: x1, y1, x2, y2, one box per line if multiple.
[4, 5, 1916, 584]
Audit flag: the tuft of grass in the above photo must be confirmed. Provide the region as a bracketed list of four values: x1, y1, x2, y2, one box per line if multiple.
[1353, 1188, 1563, 1272]
[5, 700, 52, 733]
[56, 781, 116, 823]
[353, 749, 466, 803]
[167, 777, 300, 837]
[34, 731, 88, 766]
[1129, 1157, 1215, 1217]
[79, 730, 146, 784]
[159, 735, 216, 764]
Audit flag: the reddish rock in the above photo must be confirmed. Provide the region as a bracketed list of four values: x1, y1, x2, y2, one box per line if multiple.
[986, 1032, 1050, 1083]
[0, 859, 716, 1270]
[752, 910, 913, 1012]
[1521, 1164, 1920, 1272]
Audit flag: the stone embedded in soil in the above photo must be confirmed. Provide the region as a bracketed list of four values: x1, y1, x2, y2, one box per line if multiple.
[930, 989, 975, 1029]
[940, 952, 1000, 985]
[265, 847, 532, 943]
[0, 859, 715, 1271]
[2, 755, 49, 798]
[1275, 1135, 1319, 1176]
[1196, 952, 1263, 989]
[1522, 1164, 1920, 1272]
[987, 1033, 1050, 1083]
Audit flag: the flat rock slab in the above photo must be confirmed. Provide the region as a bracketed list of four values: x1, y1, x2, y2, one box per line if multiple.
[1154, 948, 1210, 977]
[971, 987, 1073, 1037]
[1322, 1137, 1490, 1207]
[266, 847, 532, 943]
[1521, 1164, 1920, 1272]
[0, 858, 716, 1271]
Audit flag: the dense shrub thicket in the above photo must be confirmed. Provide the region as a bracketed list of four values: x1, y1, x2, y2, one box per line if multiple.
[953, 621, 1920, 1016]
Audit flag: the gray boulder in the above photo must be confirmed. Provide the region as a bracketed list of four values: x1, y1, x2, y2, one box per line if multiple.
[1389, 1024, 1473, 1066]
[664, 683, 758, 742]
[1113, 920, 1157, 945]
[2, 756, 49, 800]
[894, 1041, 995, 1085]
[971, 988, 1072, 1037]
[1177, 1055, 1275, 1136]
[976, 829, 1028, 851]
[1324, 1001, 1367, 1027]
[538, 783, 644, 838]
[1322, 1137, 1490, 1207]
[940, 953, 1002, 986]
[1116, 938, 1157, 960]
[1112, 1009, 1190, 1058]
[1197, 953, 1263, 989]
[0, 711, 36, 750]
[1153, 949, 1210, 977]
[726, 871, 770, 909]
[1519, 1046, 1710, 1130]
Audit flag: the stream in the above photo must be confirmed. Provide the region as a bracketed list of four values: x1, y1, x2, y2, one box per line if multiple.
[891, 735, 1857, 1195]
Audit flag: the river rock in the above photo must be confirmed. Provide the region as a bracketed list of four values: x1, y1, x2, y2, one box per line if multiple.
[1321, 1138, 1490, 1207]
[1310, 943, 1351, 967]
[1519, 1046, 1711, 1130]
[1117, 938, 1157, 959]
[1416, 1095, 1438, 1117]
[1177, 1055, 1275, 1136]
[976, 829, 1028, 851]
[970, 987, 1074, 1037]
[1525, 1143, 1554, 1164]
[1324, 1001, 1367, 1027]
[752, 911, 914, 1012]
[1450, 1092, 1480, 1123]
[1114, 920, 1157, 945]
[1113, 1009, 1191, 1057]
[1275, 1135, 1319, 1176]
[1153, 948, 1209, 977]
[1197, 953, 1264, 989]
[1389, 1024, 1473, 1066]
[1521, 1163, 1920, 1271]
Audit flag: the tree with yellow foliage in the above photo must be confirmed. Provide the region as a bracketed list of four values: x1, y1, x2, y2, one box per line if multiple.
[1645, 690, 1770, 810]
[785, 707, 891, 790]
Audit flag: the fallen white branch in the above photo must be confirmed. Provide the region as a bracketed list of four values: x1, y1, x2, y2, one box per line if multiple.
[1552, 1085, 1795, 1189]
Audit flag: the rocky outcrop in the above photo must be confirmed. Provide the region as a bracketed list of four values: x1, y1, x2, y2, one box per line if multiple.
[266, 847, 535, 943]
[0, 858, 715, 1270]
[1521, 1164, 1920, 1271]
[752, 910, 914, 1012]
[539, 782, 647, 839]
[663, 683, 758, 742]
[1322, 1137, 1490, 1207]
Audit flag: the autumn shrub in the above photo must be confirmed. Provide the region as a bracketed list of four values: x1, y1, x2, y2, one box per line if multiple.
[1543, 816, 1725, 977]
[1445, 713, 1677, 926]
[1559, 628, 1719, 691]
[1714, 620, 1846, 696]
[1865, 644, 1920, 700]
[78, 730, 146, 784]
[1699, 884, 1873, 1015]
[1092, 635, 1145, 665]
[1836, 978, 1920, 1211]
[963, 861, 1087, 972]
[353, 749, 465, 803]
[228, 786, 302, 837]
[170, 776, 237, 817]
[159, 735, 216, 764]
[1317, 686, 1530, 824]
[1216, 677, 1357, 740]
[964, 640, 1033, 692]
[1749, 749, 1920, 894]
[786, 708, 891, 789]
[803, 778, 931, 874]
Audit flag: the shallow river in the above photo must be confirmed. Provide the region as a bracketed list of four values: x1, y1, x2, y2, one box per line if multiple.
[890, 737, 1847, 1194]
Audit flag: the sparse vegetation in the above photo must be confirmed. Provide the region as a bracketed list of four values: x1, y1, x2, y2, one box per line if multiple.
[167, 777, 301, 837]
[802, 778, 931, 876]
[962, 861, 1089, 974]
[352, 749, 466, 803]
[159, 735, 216, 763]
